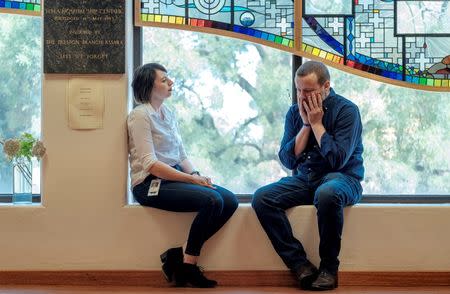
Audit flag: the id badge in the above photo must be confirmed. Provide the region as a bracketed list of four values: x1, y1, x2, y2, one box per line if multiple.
[147, 179, 161, 196]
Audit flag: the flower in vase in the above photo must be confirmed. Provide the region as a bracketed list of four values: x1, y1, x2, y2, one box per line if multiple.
[0, 133, 46, 186]
[32, 141, 46, 159]
[3, 139, 21, 160]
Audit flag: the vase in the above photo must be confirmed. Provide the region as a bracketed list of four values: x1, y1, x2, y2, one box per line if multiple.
[12, 160, 33, 204]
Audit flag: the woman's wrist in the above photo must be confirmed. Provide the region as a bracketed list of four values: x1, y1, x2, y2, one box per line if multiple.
[189, 170, 201, 176]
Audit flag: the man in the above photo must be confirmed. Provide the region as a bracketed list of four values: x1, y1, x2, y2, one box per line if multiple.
[252, 61, 364, 290]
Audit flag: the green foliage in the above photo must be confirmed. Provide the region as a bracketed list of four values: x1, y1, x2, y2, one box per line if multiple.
[144, 28, 450, 195]
[1, 132, 45, 165]
[1, 132, 45, 188]
[0, 14, 41, 140]
[331, 67, 450, 194]
[143, 28, 292, 193]
[17, 133, 36, 161]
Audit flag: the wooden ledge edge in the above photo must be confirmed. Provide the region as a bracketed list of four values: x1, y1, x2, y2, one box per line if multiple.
[0, 270, 448, 287]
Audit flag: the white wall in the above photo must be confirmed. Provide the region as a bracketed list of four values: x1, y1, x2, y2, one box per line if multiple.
[0, 0, 449, 272]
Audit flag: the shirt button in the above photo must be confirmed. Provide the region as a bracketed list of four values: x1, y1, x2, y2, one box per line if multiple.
[307, 156, 311, 159]
[308, 168, 312, 171]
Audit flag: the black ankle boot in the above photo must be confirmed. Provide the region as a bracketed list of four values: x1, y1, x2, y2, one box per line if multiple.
[160, 247, 183, 284]
[181, 263, 217, 288]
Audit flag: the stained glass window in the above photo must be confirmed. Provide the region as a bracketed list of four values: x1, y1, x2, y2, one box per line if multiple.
[301, 0, 449, 89]
[137, 0, 294, 48]
[0, 0, 41, 15]
[136, 0, 450, 90]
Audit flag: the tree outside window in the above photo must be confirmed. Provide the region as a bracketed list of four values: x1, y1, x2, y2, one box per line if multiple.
[142, 27, 450, 195]
[142, 27, 292, 193]
[0, 14, 42, 196]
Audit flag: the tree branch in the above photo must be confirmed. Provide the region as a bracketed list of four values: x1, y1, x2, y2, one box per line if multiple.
[237, 76, 257, 97]
[232, 115, 260, 142]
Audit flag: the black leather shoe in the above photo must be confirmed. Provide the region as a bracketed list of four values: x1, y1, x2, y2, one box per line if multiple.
[181, 263, 217, 288]
[160, 247, 184, 284]
[293, 260, 318, 289]
[310, 270, 338, 291]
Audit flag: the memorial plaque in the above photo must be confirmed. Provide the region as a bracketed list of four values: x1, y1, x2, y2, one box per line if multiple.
[44, 0, 125, 74]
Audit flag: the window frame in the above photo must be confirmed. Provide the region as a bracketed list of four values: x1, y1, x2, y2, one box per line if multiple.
[0, 12, 43, 204]
[0, 194, 41, 204]
[132, 26, 450, 204]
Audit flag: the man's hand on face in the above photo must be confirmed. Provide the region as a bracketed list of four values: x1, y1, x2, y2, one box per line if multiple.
[298, 96, 310, 125]
[302, 91, 324, 126]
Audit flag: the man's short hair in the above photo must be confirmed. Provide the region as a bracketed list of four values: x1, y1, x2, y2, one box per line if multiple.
[295, 61, 330, 85]
[131, 63, 167, 104]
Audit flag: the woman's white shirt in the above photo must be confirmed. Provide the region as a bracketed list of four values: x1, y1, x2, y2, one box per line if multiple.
[127, 103, 187, 188]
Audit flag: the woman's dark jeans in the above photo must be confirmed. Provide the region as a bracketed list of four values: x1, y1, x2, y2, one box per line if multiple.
[133, 175, 238, 256]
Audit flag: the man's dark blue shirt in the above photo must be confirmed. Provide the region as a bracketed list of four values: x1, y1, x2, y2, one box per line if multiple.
[278, 88, 364, 181]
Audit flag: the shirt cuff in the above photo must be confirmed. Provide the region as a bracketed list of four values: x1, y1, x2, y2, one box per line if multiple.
[280, 137, 299, 164]
[319, 132, 333, 157]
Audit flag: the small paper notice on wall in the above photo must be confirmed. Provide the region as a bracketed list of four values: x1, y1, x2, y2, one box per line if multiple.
[67, 78, 104, 129]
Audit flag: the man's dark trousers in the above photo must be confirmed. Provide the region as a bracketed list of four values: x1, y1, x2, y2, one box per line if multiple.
[252, 171, 362, 274]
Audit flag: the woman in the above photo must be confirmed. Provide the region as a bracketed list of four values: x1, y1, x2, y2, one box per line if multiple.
[127, 63, 238, 288]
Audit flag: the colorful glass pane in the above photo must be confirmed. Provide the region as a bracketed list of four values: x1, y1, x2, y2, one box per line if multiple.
[138, 0, 294, 48]
[137, 0, 449, 89]
[301, 0, 450, 88]
[405, 37, 450, 83]
[0, 0, 41, 14]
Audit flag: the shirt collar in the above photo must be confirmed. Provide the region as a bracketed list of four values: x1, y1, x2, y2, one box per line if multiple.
[144, 103, 166, 117]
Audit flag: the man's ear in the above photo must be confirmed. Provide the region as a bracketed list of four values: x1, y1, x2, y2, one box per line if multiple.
[323, 80, 331, 91]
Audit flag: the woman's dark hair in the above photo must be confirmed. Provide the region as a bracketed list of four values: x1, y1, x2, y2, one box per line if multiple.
[131, 63, 167, 104]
